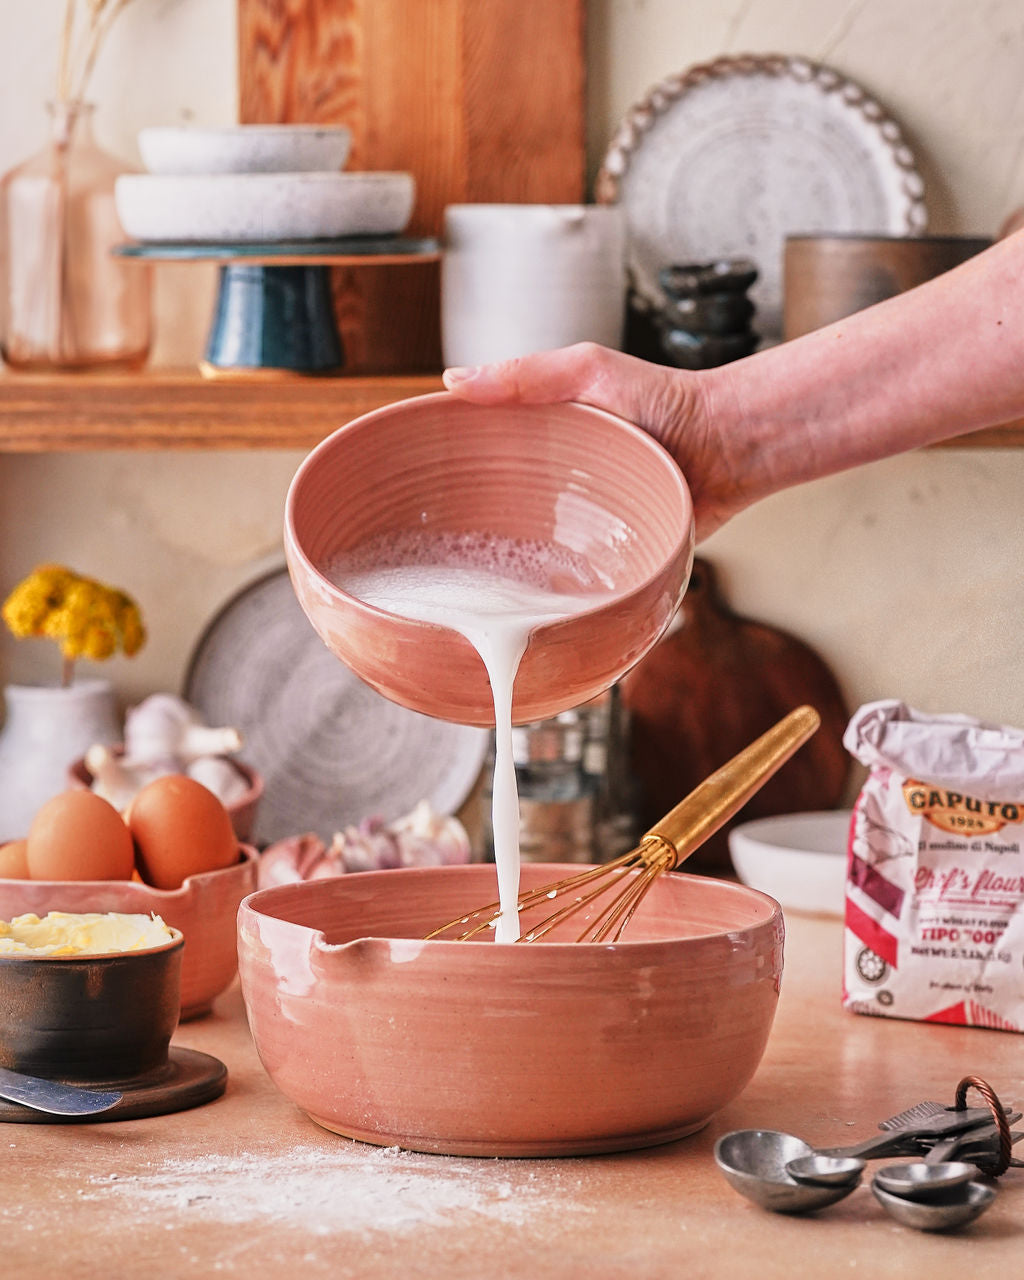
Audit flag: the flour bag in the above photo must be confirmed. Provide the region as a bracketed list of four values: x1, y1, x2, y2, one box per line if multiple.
[843, 699, 1024, 1033]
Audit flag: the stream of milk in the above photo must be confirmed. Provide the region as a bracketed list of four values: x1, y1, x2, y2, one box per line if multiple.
[330, 531, 617, 942]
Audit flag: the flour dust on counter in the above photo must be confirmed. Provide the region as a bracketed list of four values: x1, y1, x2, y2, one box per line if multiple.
[76, 1141, 596, 1237]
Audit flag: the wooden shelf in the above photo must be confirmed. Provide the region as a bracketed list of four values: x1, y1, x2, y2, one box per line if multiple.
[931, 420, 1024, 448]
[0, 367, 1022, 452]
[0, 369, 444, 451]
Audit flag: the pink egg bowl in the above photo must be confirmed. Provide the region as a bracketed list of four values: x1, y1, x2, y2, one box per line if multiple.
[283, 392, 694, 726]
[0, 846, 257, 1020]
[237, 864, 783, 1157]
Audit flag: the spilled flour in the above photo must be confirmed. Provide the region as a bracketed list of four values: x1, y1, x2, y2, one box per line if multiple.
[78, 1140, 590, 1237]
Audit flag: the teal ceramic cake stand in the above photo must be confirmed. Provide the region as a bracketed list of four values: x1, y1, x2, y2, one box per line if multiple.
[116, 237, 439, 375]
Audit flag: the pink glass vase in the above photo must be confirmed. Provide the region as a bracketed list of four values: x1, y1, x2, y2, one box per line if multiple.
[0, 101, 152, 371]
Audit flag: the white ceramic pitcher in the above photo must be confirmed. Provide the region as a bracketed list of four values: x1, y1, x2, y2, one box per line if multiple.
[441, 204, 626, 367]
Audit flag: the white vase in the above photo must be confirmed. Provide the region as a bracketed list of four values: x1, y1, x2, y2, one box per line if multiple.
[441, 204, 626, 366]
[0, 679, 120, 838]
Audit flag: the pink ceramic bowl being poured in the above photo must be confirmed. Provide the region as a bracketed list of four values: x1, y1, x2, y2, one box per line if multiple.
[237, 864, 783, 1158]
[283, 393, 694, 727]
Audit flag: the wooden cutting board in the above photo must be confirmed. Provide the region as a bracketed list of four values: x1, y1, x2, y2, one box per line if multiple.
[237, 0, 586, 373]
[620, 558, 852, 871]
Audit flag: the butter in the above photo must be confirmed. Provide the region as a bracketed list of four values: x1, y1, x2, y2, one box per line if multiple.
[0, 911, 176, 956]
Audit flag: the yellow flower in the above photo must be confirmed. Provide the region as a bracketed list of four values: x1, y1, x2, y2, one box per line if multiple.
[110, 590, 145, 657]
[1, 564, 146, 675]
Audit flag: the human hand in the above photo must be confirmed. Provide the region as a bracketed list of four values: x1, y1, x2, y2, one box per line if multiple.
[444, 232, 1024, 534]
[442, 342, 746, 540]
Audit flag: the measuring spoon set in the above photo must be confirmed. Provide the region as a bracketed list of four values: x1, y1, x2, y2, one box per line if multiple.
[715, 1076, 1019, 1232]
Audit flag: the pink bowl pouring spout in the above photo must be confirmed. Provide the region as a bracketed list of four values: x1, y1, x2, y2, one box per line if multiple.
[283, 393, 694, 726]
[237, 865, 784, 1157]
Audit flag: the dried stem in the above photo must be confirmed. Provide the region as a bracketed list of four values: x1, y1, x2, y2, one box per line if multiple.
[74, 0, 132, 105]
[55, 0, 134, 107]
[56, 0, 77, 101]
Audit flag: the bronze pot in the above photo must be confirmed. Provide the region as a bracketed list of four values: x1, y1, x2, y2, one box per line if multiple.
[783, 234, 991, 340]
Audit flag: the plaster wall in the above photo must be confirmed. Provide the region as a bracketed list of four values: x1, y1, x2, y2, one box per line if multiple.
[0, 0, 1023, 763]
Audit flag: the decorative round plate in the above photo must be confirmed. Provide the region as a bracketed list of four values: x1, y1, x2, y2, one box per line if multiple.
[183, 569, 489, 845]
[597, 54, 927, 339]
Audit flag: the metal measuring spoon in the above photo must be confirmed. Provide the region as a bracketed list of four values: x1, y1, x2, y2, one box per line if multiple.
[873, 1115, 1022, 1198]
[714, 1130, 862, 1213]
[871, 1178, 996, 1231]
[874, 1131, 984, 1198]
[783, 1104, 1005, 1186]
[0, 1064, 122, 1116]
[785, 1152, 865, 1186]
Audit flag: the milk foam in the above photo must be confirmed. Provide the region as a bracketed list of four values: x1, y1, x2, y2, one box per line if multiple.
[330, 530, 619, 942]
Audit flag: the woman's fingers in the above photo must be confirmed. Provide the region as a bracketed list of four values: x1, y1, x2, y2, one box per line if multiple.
[442, 343, 665, 419]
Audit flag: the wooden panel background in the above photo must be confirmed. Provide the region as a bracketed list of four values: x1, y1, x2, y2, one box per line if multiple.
[238, 0, 586, 373]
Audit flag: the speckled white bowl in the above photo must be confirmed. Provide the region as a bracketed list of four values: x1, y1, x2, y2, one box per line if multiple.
[114, 172, 416, 243]
[138, 124, 352, 175]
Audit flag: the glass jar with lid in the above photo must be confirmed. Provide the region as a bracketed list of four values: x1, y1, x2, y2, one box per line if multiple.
[481, 686, 637, 865]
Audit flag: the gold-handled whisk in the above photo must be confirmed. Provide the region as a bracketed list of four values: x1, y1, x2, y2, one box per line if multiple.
[427, 704, 821, 944]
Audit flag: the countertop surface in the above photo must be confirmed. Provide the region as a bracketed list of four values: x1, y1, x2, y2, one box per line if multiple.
[6, 910, 1022, 1278]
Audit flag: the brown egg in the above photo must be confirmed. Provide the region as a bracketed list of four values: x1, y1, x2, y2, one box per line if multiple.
[0, 839, 30, 879]
[128, 774, 238, 890]
[26, 791, 135, 881]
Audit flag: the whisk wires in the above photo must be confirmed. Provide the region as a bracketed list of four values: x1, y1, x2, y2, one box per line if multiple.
[426, 834, 678, 944]
[426, 705, 821, 944]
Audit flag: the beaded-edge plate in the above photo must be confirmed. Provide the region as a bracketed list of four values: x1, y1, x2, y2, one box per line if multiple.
[596, 53, 927, 339]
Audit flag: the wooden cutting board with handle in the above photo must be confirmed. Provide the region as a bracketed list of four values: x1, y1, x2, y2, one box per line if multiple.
[620, 557, 852, 871]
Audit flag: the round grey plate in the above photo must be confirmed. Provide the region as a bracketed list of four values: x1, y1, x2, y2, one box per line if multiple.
[183, 568, 489, 845]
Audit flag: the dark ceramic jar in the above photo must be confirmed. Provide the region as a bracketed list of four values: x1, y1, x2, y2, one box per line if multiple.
[0, 932, 183, 1083]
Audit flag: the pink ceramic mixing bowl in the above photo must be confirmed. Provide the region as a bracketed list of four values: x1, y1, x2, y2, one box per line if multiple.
[0, 846, 257, 1020]
[283, 393, 694, 726]
[237, 864, 783, 1157]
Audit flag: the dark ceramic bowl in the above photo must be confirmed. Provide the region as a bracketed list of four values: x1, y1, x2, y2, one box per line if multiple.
[0, 929, 183, 1083]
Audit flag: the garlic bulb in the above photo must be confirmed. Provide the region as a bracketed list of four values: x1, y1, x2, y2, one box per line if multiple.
[335, 800, 471, 872]
[186, 755, 251, 807]
[84, 744, 173, 812]
[256, 833, 333, 889]
[389, 799, 472, 868]
[85, 693, 248, 813]
[256, 802, 472, 889]
[124, 694, 243, 765]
